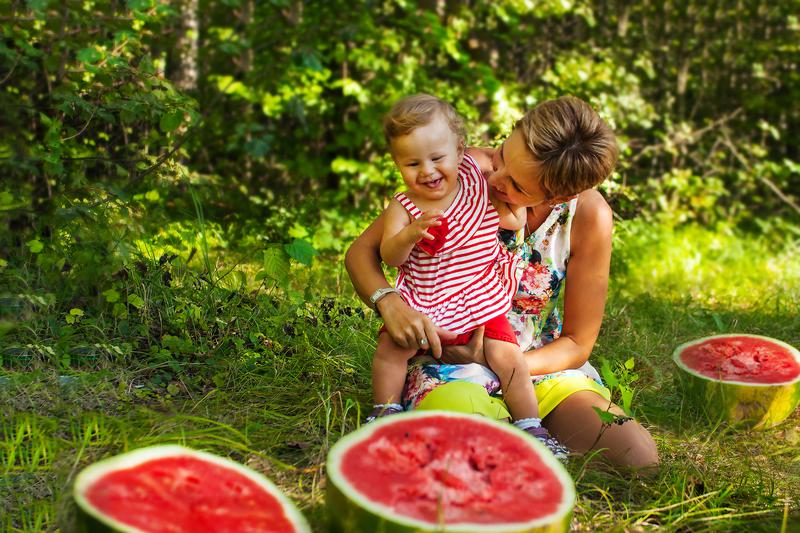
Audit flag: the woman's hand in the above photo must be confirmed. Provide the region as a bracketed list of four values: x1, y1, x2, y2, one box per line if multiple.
[376, 293, 455, 357]
[465, 147, 497, 179]
[440, 326, 487, 365]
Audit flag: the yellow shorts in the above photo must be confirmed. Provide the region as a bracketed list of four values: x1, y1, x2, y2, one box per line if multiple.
[414, 369, 611, 420]
[535, 373, 611, 418]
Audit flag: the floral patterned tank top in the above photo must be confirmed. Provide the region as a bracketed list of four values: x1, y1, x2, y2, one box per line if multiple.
[499, 198, 576, 352]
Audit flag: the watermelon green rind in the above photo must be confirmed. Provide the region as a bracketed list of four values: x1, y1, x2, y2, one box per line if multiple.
[73, 444, 311, 533]
[326, 411, 575, 533]
[673, 334, 800, 429]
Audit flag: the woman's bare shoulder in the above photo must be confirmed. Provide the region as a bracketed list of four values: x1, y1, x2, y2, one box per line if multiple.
[575, 189, 612, 224]
[572, 189, 613, 247]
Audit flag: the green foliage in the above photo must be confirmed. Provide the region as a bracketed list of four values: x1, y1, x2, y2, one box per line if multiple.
[598, 356, 637, 415]
[3, 0, 799, 273]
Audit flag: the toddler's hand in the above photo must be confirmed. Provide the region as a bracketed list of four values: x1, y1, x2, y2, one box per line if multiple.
[408, 209, 443, 243]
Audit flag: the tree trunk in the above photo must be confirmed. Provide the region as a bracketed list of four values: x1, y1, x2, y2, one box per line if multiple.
[169, 0, 199, 92]
[239, 0, 254, 184]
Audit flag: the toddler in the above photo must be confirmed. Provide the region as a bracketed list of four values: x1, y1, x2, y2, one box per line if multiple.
[368, 94, 563, 452]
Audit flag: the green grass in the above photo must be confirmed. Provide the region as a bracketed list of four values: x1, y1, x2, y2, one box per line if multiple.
[2, 221, 800, 532]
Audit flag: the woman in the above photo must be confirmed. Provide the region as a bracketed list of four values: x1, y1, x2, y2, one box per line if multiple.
[346, 96, 659, 469]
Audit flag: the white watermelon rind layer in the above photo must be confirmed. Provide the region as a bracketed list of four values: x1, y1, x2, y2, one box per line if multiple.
[73, 444, 310, 533]
[673, 334, 800, 429]
[326, 410, 576, 533]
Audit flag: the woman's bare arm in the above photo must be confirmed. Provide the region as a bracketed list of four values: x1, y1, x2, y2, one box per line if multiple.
[344, 210, 454, 356]
[523, 189, 612, 375]
[344, 209, 391, 306]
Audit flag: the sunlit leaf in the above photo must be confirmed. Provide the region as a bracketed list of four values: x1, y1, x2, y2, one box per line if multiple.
[159, 110, 183, 133]
[619, 385, 633, 415]
[27, 0, 49, 10]
[127, 0, 154, 10]
[77, 47, 102, 64]
[599, 358, 618, 389]
[592, 406, 615, 425]
[288, 223, 309, 239]
[261, 246, 290, 284]
[128, 294, 145, 309]
[102, 289, 120, 303]
[284, 239, 318, 266]
[26, 239, 44, 254]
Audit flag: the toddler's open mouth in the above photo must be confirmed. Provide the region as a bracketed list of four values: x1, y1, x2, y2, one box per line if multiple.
[423, 178, 443, 189]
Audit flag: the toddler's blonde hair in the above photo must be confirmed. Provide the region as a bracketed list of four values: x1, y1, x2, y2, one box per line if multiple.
[383, 94, 466, 150]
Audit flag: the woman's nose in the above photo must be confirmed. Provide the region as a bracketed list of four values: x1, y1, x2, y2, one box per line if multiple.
[487, 169, 505, 191]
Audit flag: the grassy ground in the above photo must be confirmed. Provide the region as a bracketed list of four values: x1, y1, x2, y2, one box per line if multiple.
[2, 221, 799, 532]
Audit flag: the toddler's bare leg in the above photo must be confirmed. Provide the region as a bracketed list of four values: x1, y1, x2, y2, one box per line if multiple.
[484, 338, 539, 420]
[372, 332, 418, 405]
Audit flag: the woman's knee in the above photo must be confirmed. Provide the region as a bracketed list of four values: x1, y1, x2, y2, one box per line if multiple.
[543, 391, 659, 469]
[604, 418, 659, 469]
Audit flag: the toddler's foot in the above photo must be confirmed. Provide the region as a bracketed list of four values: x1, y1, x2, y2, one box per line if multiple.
[513, 417, 569, 462]
[521, 425, 569, 462]
[365, 403, 403, 423]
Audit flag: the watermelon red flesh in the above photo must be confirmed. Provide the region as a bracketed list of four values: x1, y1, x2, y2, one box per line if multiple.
[85, 456, 296, 533]
[341, 415, 563, 525]
[679, 335, 800, 383]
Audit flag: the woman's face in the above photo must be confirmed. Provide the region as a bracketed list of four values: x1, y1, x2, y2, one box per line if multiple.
[486, 129, 550, 208]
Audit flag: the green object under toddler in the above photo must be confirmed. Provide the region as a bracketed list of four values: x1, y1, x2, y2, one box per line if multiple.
[415, 381, 511, 420]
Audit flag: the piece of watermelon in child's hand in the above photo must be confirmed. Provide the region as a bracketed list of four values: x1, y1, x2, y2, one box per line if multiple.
[418, 214, 449, 256]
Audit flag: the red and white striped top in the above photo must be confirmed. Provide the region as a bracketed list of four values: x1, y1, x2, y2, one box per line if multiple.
[393, 154, 519, 334]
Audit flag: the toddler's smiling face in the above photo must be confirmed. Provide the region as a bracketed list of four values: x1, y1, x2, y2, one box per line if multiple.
[390, 112, 463, 202]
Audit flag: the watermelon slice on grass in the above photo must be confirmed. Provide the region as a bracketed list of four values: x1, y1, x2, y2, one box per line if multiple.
[326, 410, 575, 532]
[673, 334, 800, 429]
[73, 445, 310, 533]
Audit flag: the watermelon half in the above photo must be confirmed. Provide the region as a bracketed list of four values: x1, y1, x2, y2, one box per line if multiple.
[673, 334, 800, 429]
[326, 410, 575, 532]
[73, 445, 310, 533]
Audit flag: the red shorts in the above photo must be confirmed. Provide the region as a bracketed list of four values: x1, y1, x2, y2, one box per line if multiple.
[378, 313, 518, 347]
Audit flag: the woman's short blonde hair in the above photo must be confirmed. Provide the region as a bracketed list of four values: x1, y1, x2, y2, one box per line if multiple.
[515, 96, 618, 198]
[383, 94, 466, 149]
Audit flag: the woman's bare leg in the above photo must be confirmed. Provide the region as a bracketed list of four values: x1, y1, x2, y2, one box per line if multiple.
[543, 390, 659, 469]
[372, 332, 417, 405]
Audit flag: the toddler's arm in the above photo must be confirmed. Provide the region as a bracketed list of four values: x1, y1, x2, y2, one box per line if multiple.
[490, 192, 526, 230]
[380, 200, 443, 267]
